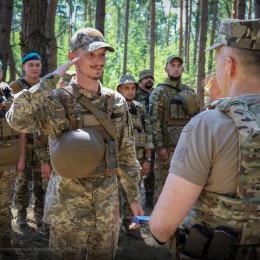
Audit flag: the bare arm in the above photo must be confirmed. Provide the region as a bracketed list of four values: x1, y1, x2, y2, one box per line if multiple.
[149, 173, 203, 242]
[16, 132, 26, 172]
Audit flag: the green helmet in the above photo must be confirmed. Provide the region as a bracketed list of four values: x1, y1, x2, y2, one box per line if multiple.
[50, 128, 105, 179]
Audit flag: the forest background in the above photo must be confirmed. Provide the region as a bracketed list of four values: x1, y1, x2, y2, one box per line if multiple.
[0, 0, 259, 108]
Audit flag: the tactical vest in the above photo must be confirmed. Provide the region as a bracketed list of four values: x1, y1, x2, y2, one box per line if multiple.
[159, 83, 200, 147]
[0, 102, 19, 165]
[54, 87, 119, 173]
[182, 96, 260, 245]
[129, 102, 146, 149]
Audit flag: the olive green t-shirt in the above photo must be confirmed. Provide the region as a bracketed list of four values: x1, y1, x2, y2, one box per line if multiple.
[169, 109, 239, 196]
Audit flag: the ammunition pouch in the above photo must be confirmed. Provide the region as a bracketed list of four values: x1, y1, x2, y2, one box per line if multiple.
[175, 225, 239, 260]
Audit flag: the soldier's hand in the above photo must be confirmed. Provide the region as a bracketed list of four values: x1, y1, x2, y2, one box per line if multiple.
[141, 160, 151, 176]
[52, 58, 79, 79]
[158, 147, 168, 161]
[41, 163, 52, 180]
[129, 202, 144, 230]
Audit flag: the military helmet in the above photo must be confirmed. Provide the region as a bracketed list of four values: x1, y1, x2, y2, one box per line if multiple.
[117, 74, 139, 91]
[177, 90, 200, 116]
[50, 128, 105, 179]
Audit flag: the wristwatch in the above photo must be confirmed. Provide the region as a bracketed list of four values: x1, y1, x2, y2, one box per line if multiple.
[145, 157, 152, 162]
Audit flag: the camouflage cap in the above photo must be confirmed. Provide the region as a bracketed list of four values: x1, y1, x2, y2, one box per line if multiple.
[166, 54, 183, 65]
[70, 27, 115, 52]
[117, 75, 139, 91]
[62, 70, 76, 83]
[206, 18, 260, 51]
[138, 70, 154, 82]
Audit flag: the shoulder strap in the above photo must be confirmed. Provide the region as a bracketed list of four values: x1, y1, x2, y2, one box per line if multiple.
[63, 86, 117, 140]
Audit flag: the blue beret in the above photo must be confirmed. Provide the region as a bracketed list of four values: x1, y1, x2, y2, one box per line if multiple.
[22, 52, 41, 65]
[0, 60, 2, 69]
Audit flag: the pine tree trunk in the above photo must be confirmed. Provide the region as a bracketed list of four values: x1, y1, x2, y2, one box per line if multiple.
[197, 0, 208, 110]
[21, 0, 49, 76]
[0, 0, 14, 81]
[150, 0, 155, 73]
[123, 0, 130, 75]
[255, 0, 260, 18]
[47, 0, 58, 72]
[95, 0, 106, 36]
[238, 0, 246, 19]
[179, 0, 183, 57]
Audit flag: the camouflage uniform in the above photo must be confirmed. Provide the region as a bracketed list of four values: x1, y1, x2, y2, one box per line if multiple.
[169, 19, 260, 259]
[0, 83, 19, 256]
[6, 73, 141, 259]
[135, 70, 155, 207]
[117, 75, 153, 237]
[9, 78, 45, 224]
[149, 77, 200, 203]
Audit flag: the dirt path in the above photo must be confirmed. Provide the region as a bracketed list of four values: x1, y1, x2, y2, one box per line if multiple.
[11, 185, 170, 260]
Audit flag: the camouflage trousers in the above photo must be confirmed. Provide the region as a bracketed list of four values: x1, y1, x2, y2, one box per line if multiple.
[0, 164, 16, 249]
[49, 224, 120, 260]
[14, 143, 45, 217]
[153, 148, 175, 204]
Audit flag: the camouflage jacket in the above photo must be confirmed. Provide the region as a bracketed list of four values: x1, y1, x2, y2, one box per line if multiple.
[6, 73, 141, 231]
[183, 95, 260, 245]
[128, 100, 154, 161]
[135, 87, 153, 111]
[149, 77, 198, 149]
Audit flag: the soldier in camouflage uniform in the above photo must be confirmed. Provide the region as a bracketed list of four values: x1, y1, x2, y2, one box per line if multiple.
[6, 28, 144, 260]
[149, 55, 200, 203]
[0, 66, 19, 258]
[135, 70, 155, 207]
[117, 75, 154, 238]
[9, 53, 46, 227]
[150, 18, 260, 260]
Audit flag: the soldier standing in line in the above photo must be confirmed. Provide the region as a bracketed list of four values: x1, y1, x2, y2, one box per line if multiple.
[117, 74, 154, 238]
[0, 64, 19, 258]
[150, 18, 260, 260]
[149, 55, 200, 204]
[9, 53, 45, 226]
[6, 27, 143, 260]
[135, 70, 155, 208]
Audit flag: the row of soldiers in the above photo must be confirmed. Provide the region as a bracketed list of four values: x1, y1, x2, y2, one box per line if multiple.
[0, 28, 200, 258]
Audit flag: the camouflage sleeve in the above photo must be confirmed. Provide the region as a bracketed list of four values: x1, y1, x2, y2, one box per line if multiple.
[143, 106, 154, 150]
[149, 87, 165, 148]
[6, 73, 69, 138]
[34, 132, 49, 165]
[117, 97, 141, 204]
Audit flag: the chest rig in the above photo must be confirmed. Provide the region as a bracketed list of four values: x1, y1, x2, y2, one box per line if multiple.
[159, 83, 199, 147]
[55, 86, 119, 173]
[183, 96, 260, 245]
[129, 101, 146, 148]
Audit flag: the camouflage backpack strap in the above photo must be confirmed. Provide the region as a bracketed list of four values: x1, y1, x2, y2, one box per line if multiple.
[54, 88, 79, 130]
[63, 86, 117, 140]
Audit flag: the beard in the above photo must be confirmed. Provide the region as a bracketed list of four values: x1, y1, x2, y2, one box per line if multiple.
[168, 75, 181, 81]
[145, 81, 154, 89]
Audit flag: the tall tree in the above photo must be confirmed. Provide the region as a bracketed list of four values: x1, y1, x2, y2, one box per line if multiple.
[21, 0, 49, 76]
[255, 0, 260, 18]
[179, 0, 183, 57]
[47, 0, 58, 72]
[249, 0, 252, 18]
[207, 0, 218, 74]
[197, 0, 208, 110]
[0, 0, 14, 81]
[238, 0, 246, 19]
[150, 0, 156, 73]
[232, 0, 238, 18]
[193, 0, 201, 68]
[123, 0, 130, 75]
[166, 1, 172, 47]
[95, 0, 106, 35]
